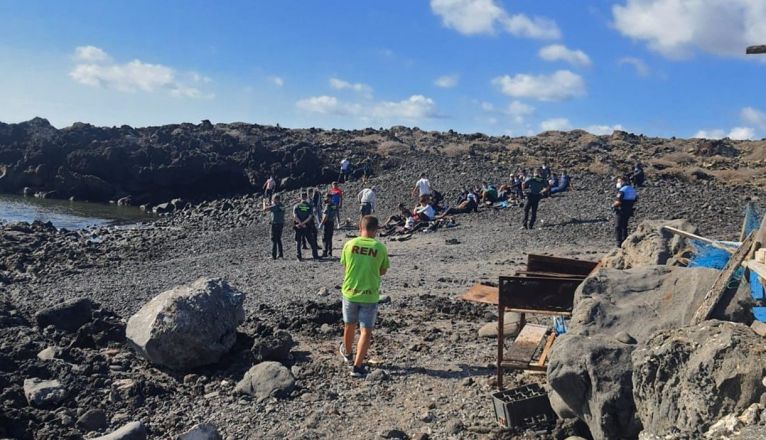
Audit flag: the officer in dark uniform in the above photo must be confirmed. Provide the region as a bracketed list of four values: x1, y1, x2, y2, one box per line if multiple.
[293, 192, 320, 260]
[320, 194, 337, 257]
[613, 175, 638, 247]
[520, 169, 549, 229]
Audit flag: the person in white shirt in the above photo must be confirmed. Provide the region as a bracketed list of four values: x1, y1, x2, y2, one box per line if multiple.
[414, 196, 435, 222]
[358, 186, 376, 218]
[263, 175, 277, 202]
[340, 158, 351, 183]
[412, 173, 432, 199]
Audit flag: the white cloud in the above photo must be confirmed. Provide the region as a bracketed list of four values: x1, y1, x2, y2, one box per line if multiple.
[612, 0, 766, 59]
[429, 0, 561, 39]
[372, 95, 437, 119]
[742, 106, 766, 131]
[296, 94, 437, 120]
[694, 127, 756, 140]
[329, 77, 373, 98]
[618, 57, 650, 76]
[74, 45, 110, 62]
[586, 124, 625, 135]
[504, 100, 535, 123]
[434, 74, 460, 88]
[492, 70, 586, 101]
[296, 96, 360, 116]
[540, 118, 572, 131]
[480, 101, 495, 112]
[538, 44, 592, 67]
[69, 46, 209, 98]
[268, 76, 284, 87]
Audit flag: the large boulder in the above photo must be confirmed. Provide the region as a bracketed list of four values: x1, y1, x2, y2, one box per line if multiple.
[601, 219, 697, 269]
[632, 320, 766, 438]
[547, 266, 751, 439]
[235, 361, 295, 402]
[35, 297, 94, 332]
[126, 278, 245, 370]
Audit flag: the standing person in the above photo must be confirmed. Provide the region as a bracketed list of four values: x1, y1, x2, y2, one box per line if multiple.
[540, 163, 551, 180]
[357, 186, 376, 220]
[613, 176, 638, 247]
[520, 169, 549, 229]
[338, 216, 390, 378]
[263, 175, 277, 203]
[339, 158, 351, 183]
[412, 173, 432, 199]
[321, 194, 337, 257]
[310, 187, 323, 226]
[361, 156, 373, 184]
[631, 163, 645, 187]
[262, 195, 284, 260]
[328, 182, 344, 229]
[293, 192, 320, 261]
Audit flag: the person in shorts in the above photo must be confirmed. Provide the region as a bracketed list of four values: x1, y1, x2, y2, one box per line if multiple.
[357, 186, 376, 220]
[263, 175, 276, 202]
[339, 216, 390, 378]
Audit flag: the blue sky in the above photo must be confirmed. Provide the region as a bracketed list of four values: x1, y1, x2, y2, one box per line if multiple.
[0, 0, 765, 139]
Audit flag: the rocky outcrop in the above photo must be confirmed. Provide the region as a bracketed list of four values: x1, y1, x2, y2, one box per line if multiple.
[632, 320, 766, 438]
[126, 277, 245, 370]
[547, 265, 751, 439]
[34, 297, 93, 332]
[601, 219, 697, 269]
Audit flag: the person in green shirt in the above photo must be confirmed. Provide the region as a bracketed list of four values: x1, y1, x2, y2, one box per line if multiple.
[339, 215, 390, 378]
[262, 194, 284, 260]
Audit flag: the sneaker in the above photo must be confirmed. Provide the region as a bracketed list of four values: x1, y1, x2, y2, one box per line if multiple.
[338, 343, 352, 365]
[350, 365, 368, 378]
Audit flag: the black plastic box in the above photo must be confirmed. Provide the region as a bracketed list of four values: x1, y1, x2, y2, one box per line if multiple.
[491, 383, 556, 429]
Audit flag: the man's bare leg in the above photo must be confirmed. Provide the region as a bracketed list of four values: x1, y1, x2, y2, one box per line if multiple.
[354, 328, 372, 367]
[343, 323, 356, 356]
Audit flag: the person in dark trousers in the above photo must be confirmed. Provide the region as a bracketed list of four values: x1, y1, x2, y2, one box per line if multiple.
[293, 192, 320, 261]
[631, 163, 645, 187]
[613, 176, 638, 247]
[262, 195, 284, 259]
[521, 169, 549, 229]
[321, 194, 337, 257]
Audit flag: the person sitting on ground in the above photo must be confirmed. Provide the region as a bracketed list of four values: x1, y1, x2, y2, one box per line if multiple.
[548, 173, 559, 189]
[383, 203, 413, 228]
[550, 171, 572, 194]
[497, 184, 512, 202]
[437, 192, 479, 218]
[430, 190, 445, 212]
[481, 182, 498, 204]
[339, 215, 390, 378]
[357, 186, 376, 220]
[414, 196, 435, 222]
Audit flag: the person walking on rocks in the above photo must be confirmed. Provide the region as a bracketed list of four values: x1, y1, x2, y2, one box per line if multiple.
[321, 194, 337, 257]
[339, 216, 390, 378]
[520, 169, 549, 229]
[339, 158, 351, 183]
[293, 192, 320, 261]
[262, 194, 284, 259]
[263, 175, 277, 203]
[412, 173, 432, 200]
[613, 175, 638, 247]
[310, 187, 323, 226]
[328, 182, 344, 229]
[357, 186, 376, 221]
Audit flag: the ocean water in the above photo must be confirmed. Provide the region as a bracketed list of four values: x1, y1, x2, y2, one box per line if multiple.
[0, 193, 149, 229]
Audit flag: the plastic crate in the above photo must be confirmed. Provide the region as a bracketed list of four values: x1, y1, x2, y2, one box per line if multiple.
[491, 383, 556, 429]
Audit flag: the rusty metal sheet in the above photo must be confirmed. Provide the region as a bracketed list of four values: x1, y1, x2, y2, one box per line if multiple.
[499, 276, 580, 313]
[460, 283, 499, 305]
[526, 254, 598, 277]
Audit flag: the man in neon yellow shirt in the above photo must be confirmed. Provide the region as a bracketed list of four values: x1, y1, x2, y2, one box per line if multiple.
[339, 215, 390, 377]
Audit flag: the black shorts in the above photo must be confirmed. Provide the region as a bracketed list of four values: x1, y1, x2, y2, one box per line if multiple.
[360, 203, 372, 216]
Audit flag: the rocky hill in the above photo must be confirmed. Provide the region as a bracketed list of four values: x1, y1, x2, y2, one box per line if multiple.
[0, 118, 764, 205]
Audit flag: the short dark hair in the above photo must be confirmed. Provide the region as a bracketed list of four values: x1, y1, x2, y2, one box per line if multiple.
[360, 216, 379, 232]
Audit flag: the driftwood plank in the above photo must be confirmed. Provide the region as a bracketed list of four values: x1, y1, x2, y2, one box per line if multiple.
[691, 232, 755, 325]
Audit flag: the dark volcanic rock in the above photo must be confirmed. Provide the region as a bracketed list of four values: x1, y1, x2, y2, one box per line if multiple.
[251, 330, 295, 363]
[35, 297, 94, 332]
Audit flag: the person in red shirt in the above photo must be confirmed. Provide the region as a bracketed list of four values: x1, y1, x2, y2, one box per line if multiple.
[328, 182, 344, 229]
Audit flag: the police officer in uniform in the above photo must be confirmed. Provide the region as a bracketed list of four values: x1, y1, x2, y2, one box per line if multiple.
[293, 192, 320, 260]
[613, 175, 638, 247]
[520, 168, 549, 229]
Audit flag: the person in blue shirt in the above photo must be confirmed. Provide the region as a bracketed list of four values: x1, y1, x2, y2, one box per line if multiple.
[613, 175, 638, 247]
